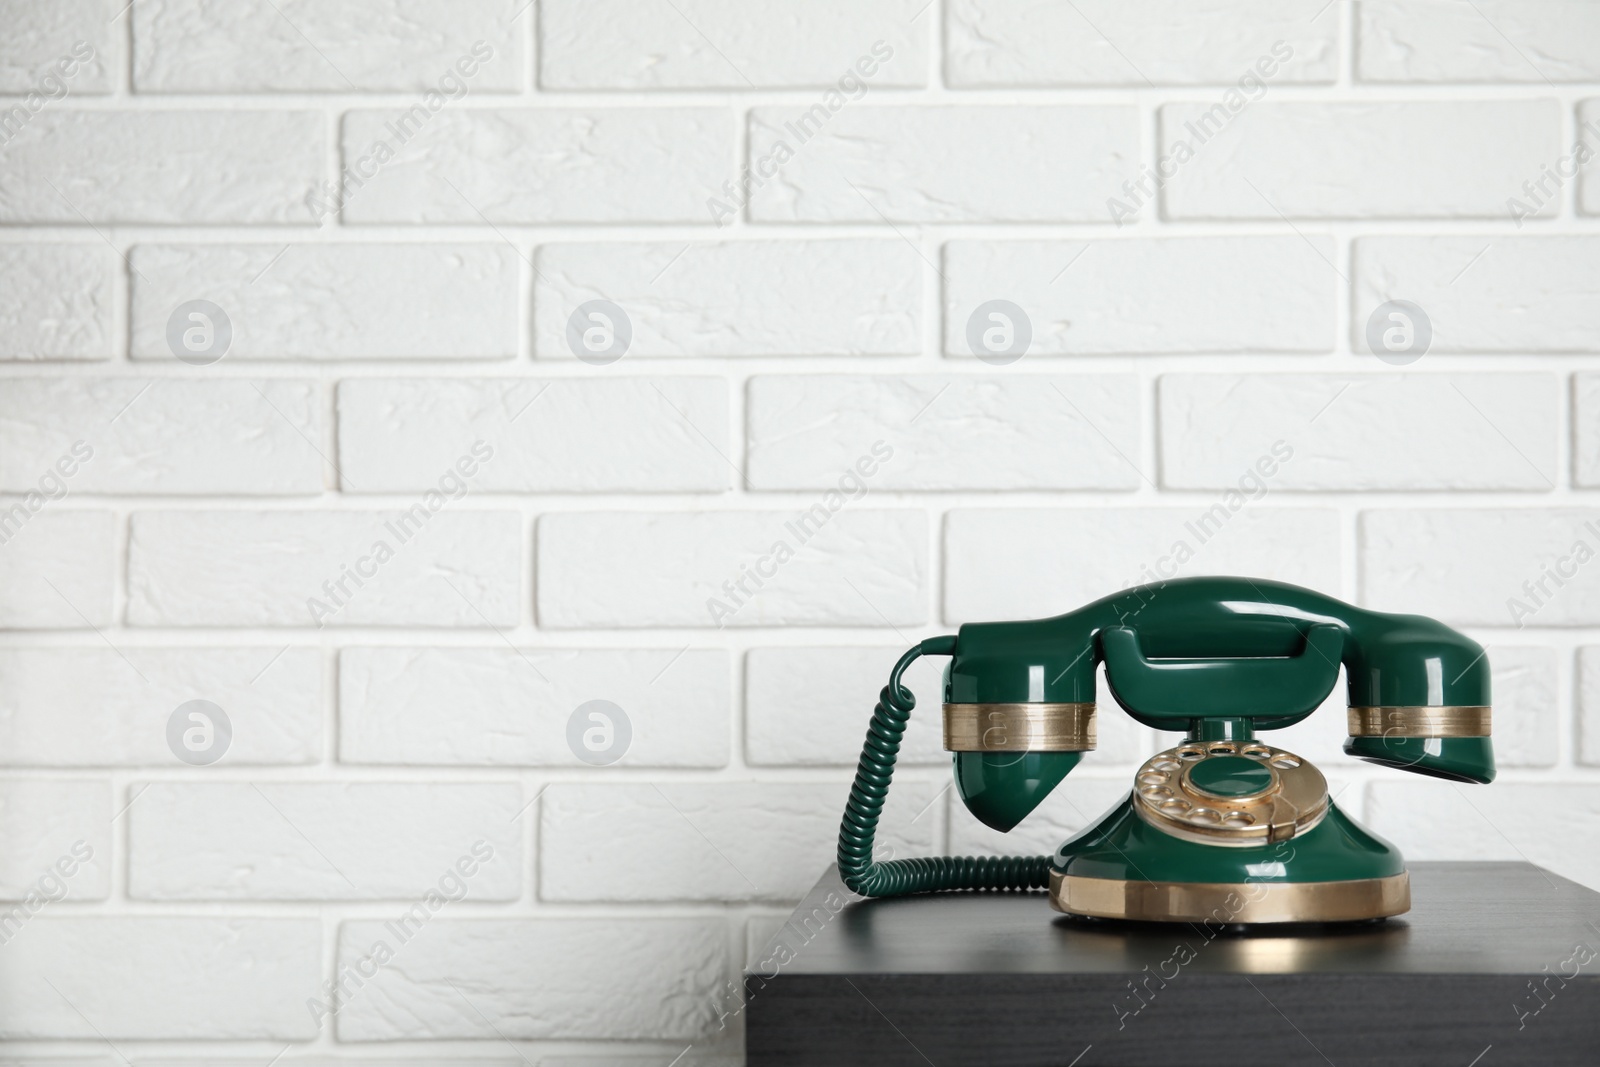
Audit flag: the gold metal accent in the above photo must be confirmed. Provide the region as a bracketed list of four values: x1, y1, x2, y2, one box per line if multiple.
[1130, 741, 1328, 847]
[941, 703, 1096, 752]
[1050, 869, 1411, 923]
[1347, 706, 1491, 738]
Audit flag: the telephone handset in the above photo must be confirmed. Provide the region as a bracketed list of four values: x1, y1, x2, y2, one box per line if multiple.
[837, 576, 1492, 924]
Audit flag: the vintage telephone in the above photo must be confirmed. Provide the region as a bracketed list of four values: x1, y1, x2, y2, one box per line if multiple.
[837, 576, 1493, 923]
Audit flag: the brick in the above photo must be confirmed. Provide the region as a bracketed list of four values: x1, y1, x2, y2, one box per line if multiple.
[947, 0, 1336, 86]
[1362, 510, 1600, 626]
[746, 106, 1136, 223]
[340, 647, 730, 767]
[1580, 647, 1600, 766]
[0, 245, 112, 360]
[129, 782, 521, 900]
[1354, 237, 1600, 354]
[1486, 646, 1558, 768]
[337, 378, 729, 493]
[0, 917, 321, 1038]
[334, 917, 726, 1040]
[0, 510, 114, 629]
[745, 647, 949, 766]
[532, 241, 921, 359]
[1366, 782, 1600, 892]
[537, 510, 927, 628]
[1582, 100, 1600, 217]
[945, 508, 1339, 623]
[746, 375, 1141, 490]
[0, 111, 323, 224]
[0, 378, 325, 495]
[943, 238, 1333, 356]
[0, 0, 113, 92]
[949, 775, 1133, 858]
[133, 0, 523, 92]
[130, 244, 517, 361]
[539, 0, 925, 89]
[339, 109, 730, 223]
[0, 779, 109, 901]
[1159, 101, 1559, 219]
[127, 510, 520, 628]
[0, 647, 321, 766]
[1358, 1, 1600, 82]
[539, 780, 937, 901]
[1158, 374, 1558, 491]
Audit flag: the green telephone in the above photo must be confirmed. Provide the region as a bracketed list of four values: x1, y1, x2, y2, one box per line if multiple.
[837, 576, 1493, 923]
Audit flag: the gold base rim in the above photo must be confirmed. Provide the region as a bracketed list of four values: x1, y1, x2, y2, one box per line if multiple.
[1050, 869, 1410, 924]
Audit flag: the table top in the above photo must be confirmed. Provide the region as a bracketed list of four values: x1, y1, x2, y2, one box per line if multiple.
[762, 861, 1600, 977]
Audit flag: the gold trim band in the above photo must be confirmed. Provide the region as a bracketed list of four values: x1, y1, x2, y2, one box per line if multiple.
[1051, 870, 1411, 923]
[1347, 706, 1491, 738]
[942, 703, 1096, 752]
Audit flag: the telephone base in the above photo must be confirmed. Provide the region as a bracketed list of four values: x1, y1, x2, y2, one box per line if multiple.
[1048, 791, 1411, 923]
[1051, 869, 1411, 924]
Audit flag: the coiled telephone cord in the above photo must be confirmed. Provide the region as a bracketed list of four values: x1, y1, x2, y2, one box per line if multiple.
[836, 637, 1051, 897]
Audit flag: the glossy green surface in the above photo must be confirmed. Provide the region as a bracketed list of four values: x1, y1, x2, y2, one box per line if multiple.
[944, 576, 1494, 791]
[1188, 755, 1273, 798]
[1099, 622, 1345, 723]
[953, 750, 1083, 832]
[1053, 796, 1405, 884]
[1344, 735, 1495, 784]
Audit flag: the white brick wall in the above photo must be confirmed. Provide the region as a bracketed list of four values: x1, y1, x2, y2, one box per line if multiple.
[746, 374, 1140, 489]
[132, 0, 527, 92]
[340, 646, 731, 766]
[1, 111, 325, 224]
[946, 0, 1338, 86]
[128, 781, 523, 900]
[2, 1, 1598, 1061]
[129, 244, 520, 360]
[128, 510, 522, 627]
[0, 245, 113, 360]
[1352, 237, 1600, 353]
[339, 109, 733, 224]
[532, 240, 922, 358]
[539, 780, 936, 902]
[0, 377, 326, 494]
[0, 917, 323, 1038]
[337, 377, 731, 492]
[1356, 1, 1600, 83]
[746, 105, 1137, 222]
[536, 510, 928, 628]
[1158, 373, 1558, 490]
[1159, 101, 1560, 219]
[539, 0, 928, 89]
[943, 237, 1336, 355]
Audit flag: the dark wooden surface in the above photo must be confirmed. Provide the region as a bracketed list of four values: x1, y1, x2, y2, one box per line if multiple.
[745, 862, 1600, 1066]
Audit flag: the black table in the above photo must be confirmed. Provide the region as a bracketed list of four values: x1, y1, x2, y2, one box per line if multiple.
[746, 862, 1600, 1066]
